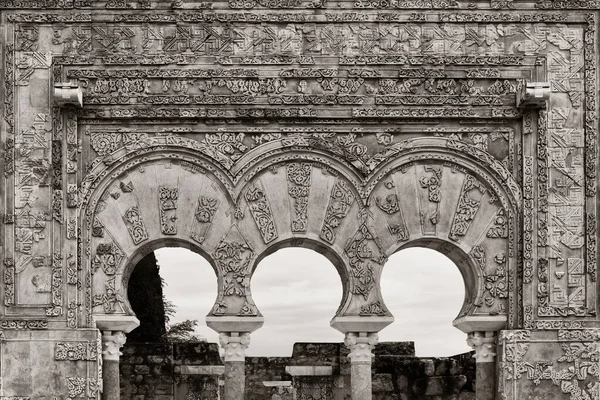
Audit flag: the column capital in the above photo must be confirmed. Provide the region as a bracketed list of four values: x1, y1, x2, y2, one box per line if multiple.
[219, 332, 251, 363]
[344, 332, 378, 363]
[466, 331, 497, 363]
[102, 330, 127, 361]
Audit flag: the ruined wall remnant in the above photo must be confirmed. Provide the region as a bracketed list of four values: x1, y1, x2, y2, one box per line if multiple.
[120, 341, 475, 399]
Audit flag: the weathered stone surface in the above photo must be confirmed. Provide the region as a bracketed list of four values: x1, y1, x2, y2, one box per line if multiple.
[372, 373, 394, 392]
[412, 375, 467, 396]
[374, 342, 415, 357]
[0, 1, 598, 399]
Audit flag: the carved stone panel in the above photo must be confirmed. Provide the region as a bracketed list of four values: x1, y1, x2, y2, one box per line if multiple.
[0, 4, 599, 400]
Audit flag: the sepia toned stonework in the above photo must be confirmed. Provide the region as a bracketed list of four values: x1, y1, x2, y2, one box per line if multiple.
[0, 1, 598, 399]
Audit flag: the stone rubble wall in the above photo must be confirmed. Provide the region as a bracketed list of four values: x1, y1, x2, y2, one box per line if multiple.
[120, 341, 475, 399]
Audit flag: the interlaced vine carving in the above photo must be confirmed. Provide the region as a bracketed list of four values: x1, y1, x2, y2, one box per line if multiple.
[320, 179, 355, 244]
[245, 184, 278, 244]
[448, 175, 486, 242]
[158, 186, 178, 235]
[287, 163, 312, 233]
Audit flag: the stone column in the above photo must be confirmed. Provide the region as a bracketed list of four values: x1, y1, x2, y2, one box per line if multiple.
[101, 330, 127, 400]
[220, 332, 251, 400]
[466, 331, 497, 400]
[344, 332, 378, 400]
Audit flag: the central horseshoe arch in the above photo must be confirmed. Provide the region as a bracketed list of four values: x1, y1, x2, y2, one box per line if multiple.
[80, 136, 520, 337]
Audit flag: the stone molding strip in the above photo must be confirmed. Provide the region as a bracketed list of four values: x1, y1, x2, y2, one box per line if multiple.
[285, 366, 334, 376]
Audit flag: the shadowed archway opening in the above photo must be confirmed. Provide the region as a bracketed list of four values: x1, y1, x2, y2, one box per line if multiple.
[380, 247, 470, 357]
[250, 247, 343, 357]
[126, 247, 219, 344]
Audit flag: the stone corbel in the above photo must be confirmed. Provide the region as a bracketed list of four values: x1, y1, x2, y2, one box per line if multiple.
[95, 314, 140, 333]
[53, 82, 83, 108]
[516, 81, 551, 109]
[206, 315, 264, 334]
[452, 315, 506, 334]
[330, 315, 394, 334]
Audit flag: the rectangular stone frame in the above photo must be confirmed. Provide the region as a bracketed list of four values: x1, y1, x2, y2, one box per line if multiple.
[0, 4, 598, 399]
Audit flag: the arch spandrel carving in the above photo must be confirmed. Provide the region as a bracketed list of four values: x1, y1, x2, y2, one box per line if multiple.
[82, 139, 517, 329]
[369, 160, 513, 320]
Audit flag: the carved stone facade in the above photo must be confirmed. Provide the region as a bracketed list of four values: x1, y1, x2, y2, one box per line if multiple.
[0, 2, 598, 399]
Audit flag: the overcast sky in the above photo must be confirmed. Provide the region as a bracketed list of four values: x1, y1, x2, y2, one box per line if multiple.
[156, 246, 471, 357]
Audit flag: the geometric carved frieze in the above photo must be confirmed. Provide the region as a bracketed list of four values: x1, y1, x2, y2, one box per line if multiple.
[499, 330, 600, 400]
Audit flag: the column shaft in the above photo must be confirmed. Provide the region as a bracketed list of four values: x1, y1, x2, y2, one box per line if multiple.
[344, 332, 378, 400]
[102, 359, 120, 400]
[101, 330, 127, 400]
[223, 361, 245, 400]
[466, 331, 498, 400]
[219, 332, 251, 400]
[351, 362, 372, 400]
[476, 361, 496, 400]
